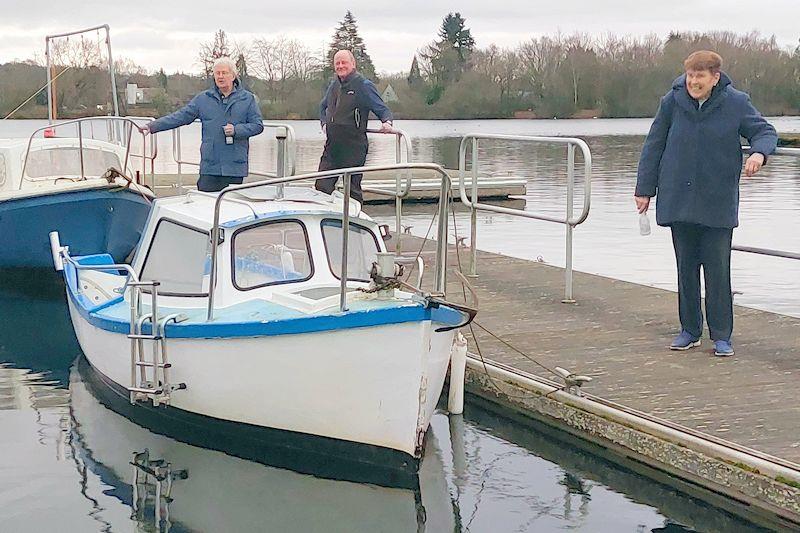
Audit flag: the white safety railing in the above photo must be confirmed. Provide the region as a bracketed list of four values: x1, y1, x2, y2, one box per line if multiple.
[459, 134, 592, 303]
[21, 116, 155, 188]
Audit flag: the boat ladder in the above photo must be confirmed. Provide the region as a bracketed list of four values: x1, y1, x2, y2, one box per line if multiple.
[126, 281, 188, 406]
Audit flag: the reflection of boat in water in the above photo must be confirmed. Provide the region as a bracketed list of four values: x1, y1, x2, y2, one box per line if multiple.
[70, 357, 457, 532]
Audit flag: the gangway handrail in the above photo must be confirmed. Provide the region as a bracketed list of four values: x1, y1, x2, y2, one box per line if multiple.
[733, 145, 800, 261]
[205, 162, 452, 321]
[360, 128, 413, 253]
[170, 121, 297, 194]
[20, 116, 152, 189]
[459, 133, 592, 302]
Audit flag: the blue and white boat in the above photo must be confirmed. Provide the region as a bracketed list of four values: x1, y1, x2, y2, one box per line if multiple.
[51, 167, 474, 476]
[0, 120, 154, 270]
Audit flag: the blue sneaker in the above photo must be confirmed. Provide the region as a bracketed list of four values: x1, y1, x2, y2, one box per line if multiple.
[670, 330, 701, 351]
[714, 340, 735, 357]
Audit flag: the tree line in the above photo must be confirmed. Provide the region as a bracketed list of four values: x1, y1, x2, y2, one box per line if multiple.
[1, 12, 798, 120]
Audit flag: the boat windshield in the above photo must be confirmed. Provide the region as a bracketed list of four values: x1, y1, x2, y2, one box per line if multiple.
[140, 219, 210, 296]
[25, 147, 121, 179]
[232, 220, 313, 290]
[321, 219, 380, 282]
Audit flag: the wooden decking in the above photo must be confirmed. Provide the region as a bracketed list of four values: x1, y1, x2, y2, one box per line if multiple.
[392, 234, 800, 464]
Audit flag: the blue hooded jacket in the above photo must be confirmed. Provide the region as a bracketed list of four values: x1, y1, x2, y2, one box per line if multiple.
[149, 80, 264, 178]
[635, 72, 777, 228]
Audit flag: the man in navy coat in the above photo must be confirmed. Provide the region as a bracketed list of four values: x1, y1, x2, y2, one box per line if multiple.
[144, 57, 264, 192]
[635, 51, 777, 357]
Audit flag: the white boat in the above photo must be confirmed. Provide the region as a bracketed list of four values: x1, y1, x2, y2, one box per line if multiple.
[52, 165, 473, 476]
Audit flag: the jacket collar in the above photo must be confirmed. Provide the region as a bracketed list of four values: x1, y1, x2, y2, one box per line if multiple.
[672, 71, 731, 116]
[207, 78, 241, 101]
[336, 70, 361, 86]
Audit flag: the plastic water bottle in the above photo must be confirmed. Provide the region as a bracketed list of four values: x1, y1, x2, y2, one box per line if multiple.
[639, 212, 651, 236]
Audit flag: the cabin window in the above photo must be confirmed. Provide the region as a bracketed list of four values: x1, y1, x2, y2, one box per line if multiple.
[140, 219, 210, 296]
[321, 219, 380, 282]
[25, 147, 122, 179]
[232, 220, 313, 290]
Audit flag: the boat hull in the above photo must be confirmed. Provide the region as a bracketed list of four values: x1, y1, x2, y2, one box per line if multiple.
[0, 185, 150, 268]
[68, 299, 455, 481]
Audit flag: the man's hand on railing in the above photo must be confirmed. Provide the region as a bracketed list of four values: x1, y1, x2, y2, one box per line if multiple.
[140, 123, 151, 135]
[379, 121, 394, 134]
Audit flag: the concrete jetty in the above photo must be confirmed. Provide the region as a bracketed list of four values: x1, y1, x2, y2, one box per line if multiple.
[389, 232, 800, 529]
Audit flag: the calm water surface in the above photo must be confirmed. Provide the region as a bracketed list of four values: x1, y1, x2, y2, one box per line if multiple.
[4, 118, 798, 316]
[0, 287, 772, 532]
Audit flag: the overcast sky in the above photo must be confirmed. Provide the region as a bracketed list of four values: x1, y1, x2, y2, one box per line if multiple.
[1, 0, 798, 74]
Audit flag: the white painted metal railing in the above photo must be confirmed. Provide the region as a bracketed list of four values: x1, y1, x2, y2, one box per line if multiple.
[459, 134, 592, 303]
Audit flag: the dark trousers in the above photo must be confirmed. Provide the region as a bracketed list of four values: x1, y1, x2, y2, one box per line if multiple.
[315, 129, 369, 203]
[670, 222, 734, 341]
[197, 175, 244, 192]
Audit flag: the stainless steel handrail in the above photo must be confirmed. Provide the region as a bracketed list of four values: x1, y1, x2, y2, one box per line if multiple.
[171, 121, 297, 194]
[361, 128, 414, 254]
[20, 116, 151, 189]
[205, 162, 452, 320]
[459, 133, 592, 302]
[734, 146, 800, 261]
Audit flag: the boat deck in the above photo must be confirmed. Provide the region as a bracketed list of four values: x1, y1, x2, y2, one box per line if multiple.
[391, 234, 800, 463]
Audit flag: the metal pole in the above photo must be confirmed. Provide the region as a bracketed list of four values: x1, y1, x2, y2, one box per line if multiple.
[104, 25, 120, 118]
[175, 129, 183, 194]
[340, 172, 351, 312]
[469, 137, 479, 276]
[395, 133, 402, 255]
[275, 126, 287, 199]
[77, 121, 85, 179]
[435, 172, 449, 294]
[46, 39, 53, 124]
[563, 143, 576, 303]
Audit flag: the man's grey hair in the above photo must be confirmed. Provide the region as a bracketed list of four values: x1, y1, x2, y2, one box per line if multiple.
[334, 49, 356, 64]
[212, 56, 238, 77]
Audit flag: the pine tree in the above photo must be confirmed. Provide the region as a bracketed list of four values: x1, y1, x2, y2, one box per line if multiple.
[325, 11, 377, 80]
[407, 56, 423, 87]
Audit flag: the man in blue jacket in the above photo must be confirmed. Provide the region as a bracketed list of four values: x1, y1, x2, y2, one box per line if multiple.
[635, 51, 777, 357]
[315, 49, 393, 203]
[144, 57, 264, 192]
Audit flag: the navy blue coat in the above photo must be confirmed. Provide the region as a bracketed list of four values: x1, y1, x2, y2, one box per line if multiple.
[149, 80, 264, 178]
[635, 73, 777, 228]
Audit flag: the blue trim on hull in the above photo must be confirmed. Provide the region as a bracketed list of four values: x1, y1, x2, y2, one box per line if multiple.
[0, 187, 151, 268]
[78, 356, 421, 489]
[64, 255, 464, 338]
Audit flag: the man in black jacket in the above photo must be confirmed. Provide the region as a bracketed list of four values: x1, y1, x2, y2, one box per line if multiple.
[315, 50, 393, 203]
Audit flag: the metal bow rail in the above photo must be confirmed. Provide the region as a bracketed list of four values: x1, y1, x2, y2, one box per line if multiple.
[459, 133, 592, 302]
[20, 116, 155, 188]
[205, 162, 451, 321]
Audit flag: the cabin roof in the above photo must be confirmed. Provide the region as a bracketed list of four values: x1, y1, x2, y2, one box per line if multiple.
[153, 186, 369, 229]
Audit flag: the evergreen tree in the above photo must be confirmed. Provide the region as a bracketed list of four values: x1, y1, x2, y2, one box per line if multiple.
[325, 11, 377, 80]
[236, 52, 249, 87]
[156, 68, 168, 90]
[407, 55, 423, 87]
[438, 12, 475, 64]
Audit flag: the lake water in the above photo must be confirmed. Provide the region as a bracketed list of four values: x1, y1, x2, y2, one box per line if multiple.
[1, 118, 797, 531]
[6, 118, 798, 316]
